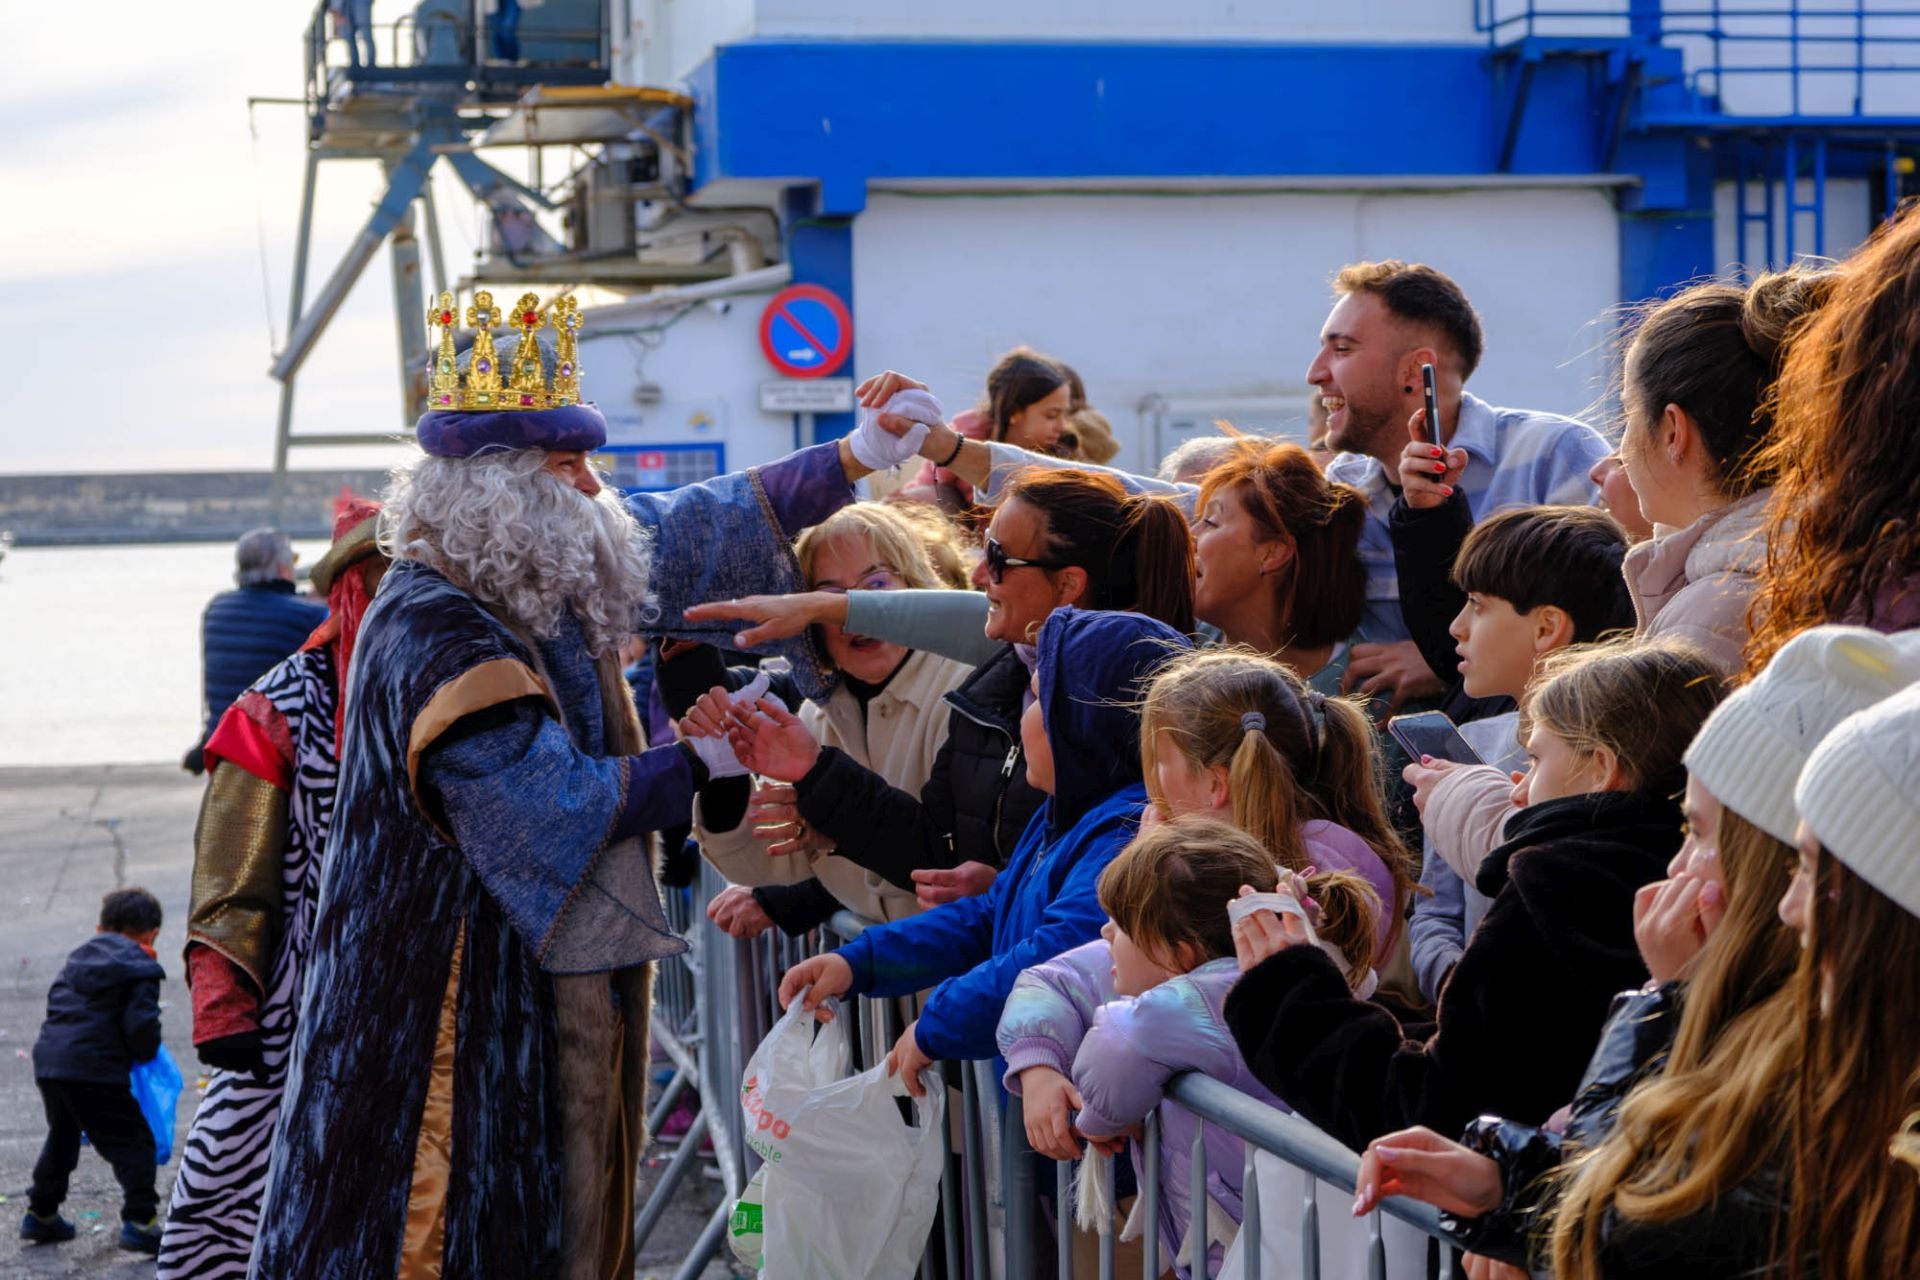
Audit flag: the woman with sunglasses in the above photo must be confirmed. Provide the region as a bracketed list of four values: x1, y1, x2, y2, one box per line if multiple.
[686, 468, 1194, 909]
[694, 503, 981, 939]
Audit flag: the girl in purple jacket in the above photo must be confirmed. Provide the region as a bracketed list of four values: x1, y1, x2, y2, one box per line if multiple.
[998, 819, 1379, 1277]
[1139, 649, 1416, 965]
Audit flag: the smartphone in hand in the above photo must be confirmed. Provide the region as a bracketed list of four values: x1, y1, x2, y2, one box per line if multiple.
[1420, 363, 1441, 442]
[1387, 710, 1484, 766]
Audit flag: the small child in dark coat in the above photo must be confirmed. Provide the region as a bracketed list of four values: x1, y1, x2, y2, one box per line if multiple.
[21, 887, 167, 1254]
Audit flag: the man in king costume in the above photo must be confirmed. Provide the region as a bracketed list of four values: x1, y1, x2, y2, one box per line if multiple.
[160, 499, 388, 1279]
[251, 292, 888, 1278]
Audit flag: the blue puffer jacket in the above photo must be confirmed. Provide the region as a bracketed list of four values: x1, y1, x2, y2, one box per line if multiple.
[836, 608, 1190, 1064]
[200, 581, 328, 738]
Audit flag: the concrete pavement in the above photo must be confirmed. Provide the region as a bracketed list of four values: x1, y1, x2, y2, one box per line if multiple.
[0, 765, 731, 1277]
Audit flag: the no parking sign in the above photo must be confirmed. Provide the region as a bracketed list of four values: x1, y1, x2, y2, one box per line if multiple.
[758, 284, 853, 378]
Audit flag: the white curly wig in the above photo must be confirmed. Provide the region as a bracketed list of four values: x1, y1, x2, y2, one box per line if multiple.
[378, 449, 653, 659]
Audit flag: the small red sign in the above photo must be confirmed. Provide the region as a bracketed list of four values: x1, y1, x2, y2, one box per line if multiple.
[759, 284, 853, 379]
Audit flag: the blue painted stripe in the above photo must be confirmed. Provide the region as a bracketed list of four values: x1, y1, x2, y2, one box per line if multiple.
[691, 39, 1632, 210]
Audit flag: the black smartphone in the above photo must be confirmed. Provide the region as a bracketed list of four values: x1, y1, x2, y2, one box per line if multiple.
[1387, 711, 1484, 766]
[1421, 363, 1441, 442]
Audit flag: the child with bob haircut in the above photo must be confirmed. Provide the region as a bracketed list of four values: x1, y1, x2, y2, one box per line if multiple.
[998, 818, 1379, 1277]
[1227, 640, 1723, 1153]
[1138, 649, 1413, 962]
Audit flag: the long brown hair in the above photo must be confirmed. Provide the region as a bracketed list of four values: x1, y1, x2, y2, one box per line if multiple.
[1547, 806, 1802, 1278]
[1196, 438, 1366, 648]
[1781, 848, 1920, 1278]
[1747, 204, 1920, 670]
[1097, 817, 1379, 982]
[1621, 269, 1832, 501]
[1004, 468, 1196, 635]
[1137, 649, 1414, 954]
[981, 346, 1070, 442]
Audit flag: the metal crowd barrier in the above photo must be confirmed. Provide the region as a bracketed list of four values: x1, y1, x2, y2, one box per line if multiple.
[644, 862, 1457, 1278]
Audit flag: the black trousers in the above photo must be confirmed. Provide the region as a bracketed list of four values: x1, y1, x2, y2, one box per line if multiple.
[30, 1077, 158, 1223]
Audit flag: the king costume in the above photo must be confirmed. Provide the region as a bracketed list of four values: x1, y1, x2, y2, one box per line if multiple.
[250, 292, 856, 1279]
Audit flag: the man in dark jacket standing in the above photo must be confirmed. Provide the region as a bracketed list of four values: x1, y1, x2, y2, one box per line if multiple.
[22, 888, 167, 1254]
[184, 528, 328, 772]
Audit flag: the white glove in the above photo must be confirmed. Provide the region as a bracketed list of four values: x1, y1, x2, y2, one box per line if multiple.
[682, 672, 771, 781]
[728, 671, 771, 711]
[848, 389, 945, 470]
[687, 734, 749, 781]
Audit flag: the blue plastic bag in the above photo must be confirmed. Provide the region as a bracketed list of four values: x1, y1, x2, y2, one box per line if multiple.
[130, 1044, 184, 1165]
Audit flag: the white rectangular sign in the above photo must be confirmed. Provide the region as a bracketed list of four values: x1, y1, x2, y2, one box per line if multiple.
[761, 378, 854, 413]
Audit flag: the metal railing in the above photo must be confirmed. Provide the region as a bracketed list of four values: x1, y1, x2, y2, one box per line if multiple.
[1474, 2, 1920, 121]
[643, 862, 1456, 1277]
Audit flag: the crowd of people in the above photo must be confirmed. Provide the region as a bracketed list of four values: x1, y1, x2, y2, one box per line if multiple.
[21, 202, 1920, 1277]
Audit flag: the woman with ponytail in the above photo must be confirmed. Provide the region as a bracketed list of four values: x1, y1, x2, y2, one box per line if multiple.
[684, 468, 1194, 908]
[1137, 649, 1414, 961]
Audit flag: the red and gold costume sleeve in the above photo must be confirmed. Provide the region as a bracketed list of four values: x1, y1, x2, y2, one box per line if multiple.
[187, 691, 294, 1044]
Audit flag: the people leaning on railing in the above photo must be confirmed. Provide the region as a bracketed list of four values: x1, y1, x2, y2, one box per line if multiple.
[998, 819, 1379, 1278]
[684, 502, 977, 938]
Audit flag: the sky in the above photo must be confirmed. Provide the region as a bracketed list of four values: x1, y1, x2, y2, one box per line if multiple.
[0, 1, 502, 475]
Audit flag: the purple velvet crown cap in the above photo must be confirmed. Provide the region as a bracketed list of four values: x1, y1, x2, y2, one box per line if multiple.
[414, 402, 608, 458]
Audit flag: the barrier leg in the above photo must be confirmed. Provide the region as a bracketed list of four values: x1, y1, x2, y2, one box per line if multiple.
[1004, 1095, 1036, 1280]
[670, 1198, 733, 1280]
[1190, 1118, 1208, 1277]
[632, 1108, 711, 1253]
[1139, 1113, 1160, 1280]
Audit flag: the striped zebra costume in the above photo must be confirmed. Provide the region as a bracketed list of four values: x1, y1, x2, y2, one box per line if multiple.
[157, 642, 339, 1278]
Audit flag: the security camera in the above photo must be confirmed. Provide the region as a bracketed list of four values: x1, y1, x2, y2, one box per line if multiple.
[705, 298, 733, 317]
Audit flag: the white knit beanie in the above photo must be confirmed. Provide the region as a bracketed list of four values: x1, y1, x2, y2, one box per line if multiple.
[1795, 681, 1920, 922]
[1683, 625, 1920, 845]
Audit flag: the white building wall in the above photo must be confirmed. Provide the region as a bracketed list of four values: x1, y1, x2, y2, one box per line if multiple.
[750, 0, 1487, 43]
[852, 188, 1622, 473]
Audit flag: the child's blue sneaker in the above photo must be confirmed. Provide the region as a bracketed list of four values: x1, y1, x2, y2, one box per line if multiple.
[19, 1210, 76, 1243]
[118, 1217, 162, 1254]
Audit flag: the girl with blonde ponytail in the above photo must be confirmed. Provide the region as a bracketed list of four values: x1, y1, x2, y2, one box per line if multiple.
[1138, 648, 1414, 961]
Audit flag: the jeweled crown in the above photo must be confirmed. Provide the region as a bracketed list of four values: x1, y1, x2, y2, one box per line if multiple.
[427, 290, 584, 411]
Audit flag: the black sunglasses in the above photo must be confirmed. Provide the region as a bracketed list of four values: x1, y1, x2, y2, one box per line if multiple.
[984, 535, 1069, 584]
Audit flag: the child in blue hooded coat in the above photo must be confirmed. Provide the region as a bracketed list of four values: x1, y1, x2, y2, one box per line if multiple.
[775, 607, 1190, 1090]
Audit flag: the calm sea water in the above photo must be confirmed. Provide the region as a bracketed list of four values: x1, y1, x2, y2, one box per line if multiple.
[0, 541, 329, 766]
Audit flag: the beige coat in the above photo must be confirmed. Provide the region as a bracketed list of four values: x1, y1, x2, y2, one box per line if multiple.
[1624, 489, 1771, 675]
[695, 647, 976, 924]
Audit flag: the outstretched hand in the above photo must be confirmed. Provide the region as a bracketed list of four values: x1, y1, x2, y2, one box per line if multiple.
[727, 697, 823, 783]
[682, 591, 847, 650]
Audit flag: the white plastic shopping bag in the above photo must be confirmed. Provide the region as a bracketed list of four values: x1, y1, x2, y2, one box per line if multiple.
[739, 996, 947, 1279]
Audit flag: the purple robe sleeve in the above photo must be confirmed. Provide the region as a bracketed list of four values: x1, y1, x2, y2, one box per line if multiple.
[421, 700, 690, 973]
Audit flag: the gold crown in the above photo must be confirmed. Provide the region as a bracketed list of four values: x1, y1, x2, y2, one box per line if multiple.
[427, 290, 584, 411]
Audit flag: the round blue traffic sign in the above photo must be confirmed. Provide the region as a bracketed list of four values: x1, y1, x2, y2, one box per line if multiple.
[759, 284, 853, 378]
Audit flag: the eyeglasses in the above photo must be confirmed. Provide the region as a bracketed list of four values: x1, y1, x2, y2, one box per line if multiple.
[984, 536, 1069, 585]
[815, 567, 905, 596]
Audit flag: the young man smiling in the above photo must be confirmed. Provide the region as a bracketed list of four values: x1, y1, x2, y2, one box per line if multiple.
[1310, 261, 1611, 711]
